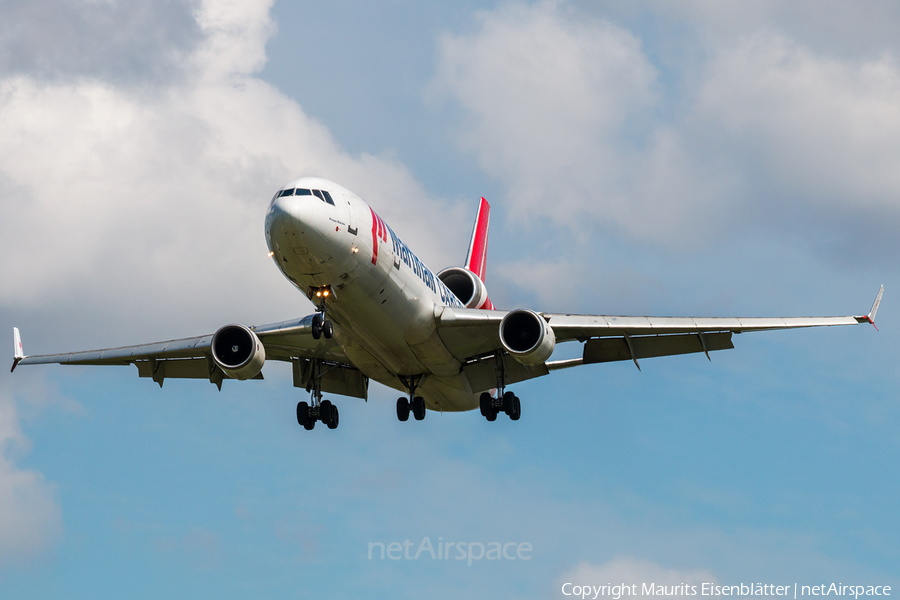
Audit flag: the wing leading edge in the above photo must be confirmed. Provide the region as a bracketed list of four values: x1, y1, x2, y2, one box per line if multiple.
[11, 315, 355, 391]
[12, 286, 883, 391]
[435, 285, 884, 371]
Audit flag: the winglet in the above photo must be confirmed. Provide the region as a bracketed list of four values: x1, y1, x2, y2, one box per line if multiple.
[866, 285, 884, 330]
[11, 327, 24, 372]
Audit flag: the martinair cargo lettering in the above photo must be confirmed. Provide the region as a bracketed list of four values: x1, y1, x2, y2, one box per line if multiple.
[11, 177, 884, 431]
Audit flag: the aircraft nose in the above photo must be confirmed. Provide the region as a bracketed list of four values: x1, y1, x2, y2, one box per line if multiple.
[267, 193, 296, 222]
[265, 191, 333, 263]
[265, 195, 291, 245]
[267, 193, 321, 230]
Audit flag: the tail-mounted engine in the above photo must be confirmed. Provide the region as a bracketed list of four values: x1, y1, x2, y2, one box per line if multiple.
[437, 267, 490, 309]
[499, 309, 556, 366]
[211, 324, 266, 380]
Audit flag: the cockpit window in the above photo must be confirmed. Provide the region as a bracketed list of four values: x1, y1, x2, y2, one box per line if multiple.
[290, 187, 334, 205]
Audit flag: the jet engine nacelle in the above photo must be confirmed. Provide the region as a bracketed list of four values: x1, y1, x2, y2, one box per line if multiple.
[211, 324, 266, 380]
[499, 309, 556, 366]
[437, 266, 490, 309]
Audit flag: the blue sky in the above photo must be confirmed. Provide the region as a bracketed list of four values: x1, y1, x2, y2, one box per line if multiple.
[0, 1, 898, 598]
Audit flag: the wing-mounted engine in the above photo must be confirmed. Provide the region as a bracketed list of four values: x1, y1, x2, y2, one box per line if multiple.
[499, 309, 556, 366]
[211, 324, 266, 380]
[437, 267, 490, 309]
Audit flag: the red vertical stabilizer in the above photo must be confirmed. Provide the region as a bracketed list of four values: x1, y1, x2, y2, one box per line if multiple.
[465, 197, 494, 310]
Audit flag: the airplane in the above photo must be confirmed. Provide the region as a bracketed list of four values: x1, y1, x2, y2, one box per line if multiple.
[11, 176, 884, 431]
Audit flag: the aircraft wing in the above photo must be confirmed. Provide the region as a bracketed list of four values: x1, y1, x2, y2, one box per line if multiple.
[12, 314, 352, 388]
[435, 285, 883, 373]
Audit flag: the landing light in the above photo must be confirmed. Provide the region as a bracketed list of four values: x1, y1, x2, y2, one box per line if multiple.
[268, 251, 274, 257]
[351, 247, 359, 253]
[323, 290, 329, 297]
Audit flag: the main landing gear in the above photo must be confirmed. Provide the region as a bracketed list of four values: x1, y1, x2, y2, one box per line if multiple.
[479, 353, 521, 422]
[309, 286, 334, 340]
[296, 360, 339, 430]
[296, 399, 339, 430]
[396, 375, 427, 422]
[480, 390, 521, 421]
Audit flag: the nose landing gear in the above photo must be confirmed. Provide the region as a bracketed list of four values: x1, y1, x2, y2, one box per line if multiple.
[311, 313, 333, 340]
[308, 286, 334, 340]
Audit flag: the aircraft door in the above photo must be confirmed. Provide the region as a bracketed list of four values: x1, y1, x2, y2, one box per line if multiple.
[342, 194, 358, 236]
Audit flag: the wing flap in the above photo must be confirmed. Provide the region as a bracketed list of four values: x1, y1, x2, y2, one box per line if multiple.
[460, 354, 549, 394]
[135, 358, 212, 379]
[292, 359, 368, 399]
[583, 332, 734, 364]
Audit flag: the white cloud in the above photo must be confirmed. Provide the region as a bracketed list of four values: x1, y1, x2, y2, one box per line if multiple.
[0, 392, 62, 565]
[558, 556, 716, 597]
[432, 2, 663, 236]
[695, 33, 900, 215]
[0, 0, 200, 83]
[635, 0, 900, 59]
[433, 1, 900, 257]
[0, 0, 466, 346]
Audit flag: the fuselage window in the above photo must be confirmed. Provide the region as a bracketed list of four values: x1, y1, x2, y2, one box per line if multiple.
[279, 188, 295, 197]
[322, 190, 336, 205]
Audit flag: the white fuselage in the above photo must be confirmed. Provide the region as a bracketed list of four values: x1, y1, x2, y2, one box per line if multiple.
[264, 177, 479, 411]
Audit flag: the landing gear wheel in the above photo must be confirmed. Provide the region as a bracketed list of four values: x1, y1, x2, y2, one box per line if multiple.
[311, 313, 326, 340]
[502, 391, 516, 415]
[485, 409, 497, 422]
[509, 396, 521, 421]
[326, 405, 339, 429]
[297, 401, 310, 427]
[320, 400, 334, 428]
[316, 399, 338, 429]
[412, 396, 426, 421]
[479, 392, 492, 417]
[396, 397, 410, 422]
[322, 320, 334, 339]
